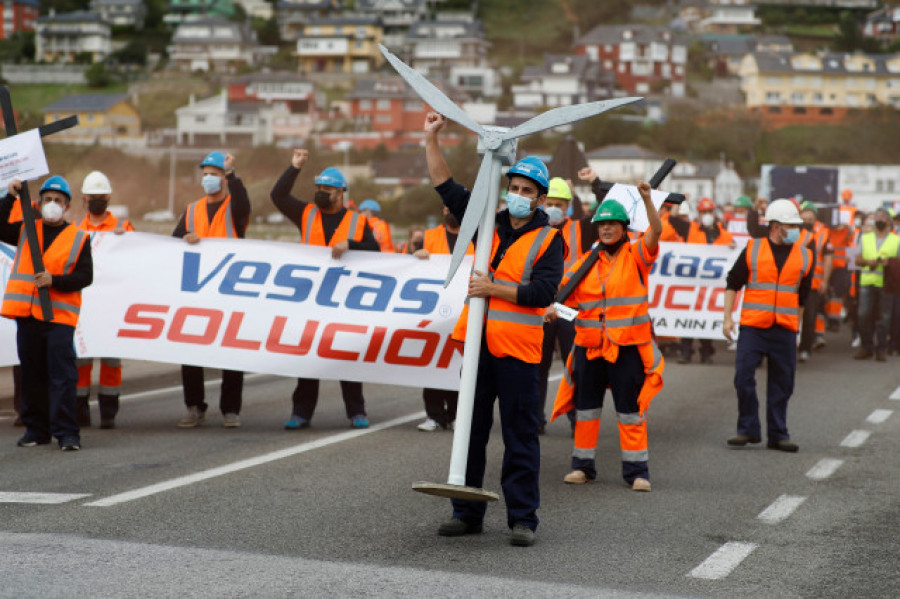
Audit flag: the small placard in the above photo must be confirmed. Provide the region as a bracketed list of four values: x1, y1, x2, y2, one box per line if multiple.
[553, 302, 578, 322]
[0, 129, 49, 189]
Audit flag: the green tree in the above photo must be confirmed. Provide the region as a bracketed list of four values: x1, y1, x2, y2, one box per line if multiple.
[84, 62, 112, 88]
[111, 39, 148, 65]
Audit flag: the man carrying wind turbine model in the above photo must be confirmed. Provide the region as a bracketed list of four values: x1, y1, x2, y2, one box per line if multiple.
[424, 112, 565, 547]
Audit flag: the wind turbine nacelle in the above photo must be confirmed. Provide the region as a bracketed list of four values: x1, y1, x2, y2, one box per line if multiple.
[476, 126, 517, 166]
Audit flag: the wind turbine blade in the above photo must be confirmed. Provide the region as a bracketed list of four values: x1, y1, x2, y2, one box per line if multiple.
[502, 97, 644, 140]
[379, 44, 485, 137]
[445, 150, 494, 286]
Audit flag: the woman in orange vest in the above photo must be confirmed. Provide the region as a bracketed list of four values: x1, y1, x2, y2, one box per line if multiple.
[723, 199, 813, 452]
[548, 183, 665, 491]
[172, 151, 251, 430]
[1, 176, 92, 451]
[270, 149, 381, 431]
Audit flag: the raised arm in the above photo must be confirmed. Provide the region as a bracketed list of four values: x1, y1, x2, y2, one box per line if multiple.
[638, 181, 662, 251]
[424, 112, 451, 187]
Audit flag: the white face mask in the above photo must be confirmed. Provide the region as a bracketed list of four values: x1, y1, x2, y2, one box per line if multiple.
[201, 174, 222, 195]
[544, 206, 565, 225]
[41, 201, 64, 222]
[700, 213, 715, 227]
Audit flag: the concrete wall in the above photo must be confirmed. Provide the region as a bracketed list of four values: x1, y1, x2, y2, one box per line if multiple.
[1, 63, 86, 84]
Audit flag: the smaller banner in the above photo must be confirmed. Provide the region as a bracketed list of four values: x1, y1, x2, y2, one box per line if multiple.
[0, 129, 49, 189]
[602, 183, 671, 233]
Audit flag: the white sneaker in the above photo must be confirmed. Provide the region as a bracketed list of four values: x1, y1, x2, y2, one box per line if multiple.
[798, 350, 810, 362]
[417, 418, 441, 432]
[851, 335, 861, 348]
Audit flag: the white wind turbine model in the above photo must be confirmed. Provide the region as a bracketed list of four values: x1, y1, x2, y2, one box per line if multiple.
[381, 44, 643, 501]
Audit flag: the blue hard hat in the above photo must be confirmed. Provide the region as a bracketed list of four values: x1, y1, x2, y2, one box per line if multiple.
[199, 151, 226, 170]
[315, 167, 347, 190]
[506, 156, 549, 193]
[358, 199, 380, 213]
[40, 175, 71, 200]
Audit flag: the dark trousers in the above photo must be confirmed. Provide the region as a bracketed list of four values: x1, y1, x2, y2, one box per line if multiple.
[422, 388, 457, 428]
[892, 295, 900, 352]
[538, 318, 576, 426]
[292, 378, 365, 420]
[858, 286, 894, 352]
[799, 289, 822, 353]
[734, 325, 796, 441]
[572, 345, 648, 483]
[452, 342, 541, 531]
[181, 365, 243, 414]
[13, 363, 22, 415]
[680, 337, 714, 361]
[17, 317, 79, 442]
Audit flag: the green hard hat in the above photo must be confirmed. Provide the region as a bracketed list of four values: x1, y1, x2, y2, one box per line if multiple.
[592, 200, 630, 225]
[735, 195, 753, 209]
[800, 201, 817, 213]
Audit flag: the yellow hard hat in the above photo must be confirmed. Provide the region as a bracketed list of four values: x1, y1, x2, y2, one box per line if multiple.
[547, 177, 572, 201]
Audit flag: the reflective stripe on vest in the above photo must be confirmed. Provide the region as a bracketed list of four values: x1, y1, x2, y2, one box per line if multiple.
[563, 219, 580, 268]
[185, 196, 237, 239]
[859, 231, 900, 287]
[301, 206, 365, 246]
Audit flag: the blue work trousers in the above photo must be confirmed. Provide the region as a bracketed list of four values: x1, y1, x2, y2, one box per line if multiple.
[452, 341, 541, 532]
[17, 317, 79, 443]
[734, 325, 796, 441]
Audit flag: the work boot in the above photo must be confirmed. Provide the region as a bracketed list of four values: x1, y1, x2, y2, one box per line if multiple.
[853, 349, 874, 360]
[437, 517, 482, 537]
[510, 523, 535, 547]
[563, 470, 589, 484]
[727, 434, 761, 447]
[631, 478, 651, 492]
[177, 406, 206, 428]
[767, 439, 799, 453]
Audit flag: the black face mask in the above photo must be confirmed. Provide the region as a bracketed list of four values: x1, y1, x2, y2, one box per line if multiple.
[801, 222, 813, 231]
[444, 213, 459, 229]
[314, 191, 333, 210]
[602, 234, 627, 255]
[875, 221, 888, 231]
[87, 199, 109, 216]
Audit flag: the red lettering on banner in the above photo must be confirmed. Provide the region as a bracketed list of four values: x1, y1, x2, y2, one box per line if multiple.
[117, 304, 169, 339]
[437, 335, 463, 368]
[364, 326, 387, 362]
[693, 286, 707, 310]
[265, 317, 318, 355]
[167, 307, 223, 345]
[221, 311, 261, 350]
[664, 285, 692, 310]
[318, 323, 367, 361]
[384, 320, 439, 367]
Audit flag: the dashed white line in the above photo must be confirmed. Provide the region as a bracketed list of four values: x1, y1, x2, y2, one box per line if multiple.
[0, 492, 91, 504]
[889, 385, 900, 401]
[865, 409, 893, 425]
[757, 494, 806, 524]
[840, 430, 871, 448]
[84, 411, 425, 507]
[688, 542, 758, 580]
[806, 458, 844, 481]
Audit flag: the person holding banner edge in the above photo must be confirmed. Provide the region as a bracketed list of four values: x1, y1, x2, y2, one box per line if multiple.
[1, 176, 92, 451]
[424, 111, 564, 547]
[270, 149, 380, 430]
[172, 151, 250, 429]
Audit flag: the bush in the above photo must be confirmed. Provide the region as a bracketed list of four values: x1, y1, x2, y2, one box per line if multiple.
[84, 62, 113, 88]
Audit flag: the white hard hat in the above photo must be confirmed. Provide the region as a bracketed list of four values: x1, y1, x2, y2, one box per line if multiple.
[82, 170, 112, 195]
[765, 198, 802, 225]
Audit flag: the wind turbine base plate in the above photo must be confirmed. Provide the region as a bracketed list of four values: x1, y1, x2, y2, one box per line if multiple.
[412, 481, 500, 502]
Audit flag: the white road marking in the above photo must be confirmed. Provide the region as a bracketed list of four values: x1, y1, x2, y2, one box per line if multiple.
[840, 430, 871, 448]
[0, 492, 91, 504]
[889, 385, 900, 400]
[91, 372, 268, 405]
[85, 411, 426, 507]
[688, 542, 758, 580]
[806, 458, 844, 481]
[757, 495, 806, 524]
[865, 409, 893, 424]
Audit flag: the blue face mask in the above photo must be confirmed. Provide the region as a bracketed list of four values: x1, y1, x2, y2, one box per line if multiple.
[506, 192, 534, 218]
[202, 174, 222, 195]
[783, 227, 800, 244]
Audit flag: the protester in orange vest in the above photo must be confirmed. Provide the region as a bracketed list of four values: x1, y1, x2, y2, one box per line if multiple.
[396, 225, 425, 254]
[271, 149, 380, 430]
[548, 186, 665, 491]
[723, 199, 813, 453]
[725, 195, 753, 246]
[2, 176, 92, 451]
[410, 206, 474, 432]
[172, 151, 250, 429]
[797, 201, 833, 362]
[74, 170, 134, 429]
[359, 199, 394, 252]
[425, 112, 564, 547]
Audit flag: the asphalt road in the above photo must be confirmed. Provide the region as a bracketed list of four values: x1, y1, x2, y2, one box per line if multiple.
[1, 330, 898, 598]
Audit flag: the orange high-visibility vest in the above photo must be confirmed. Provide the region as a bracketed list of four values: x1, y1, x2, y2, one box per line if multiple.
[78, 212, 135, 233]
[300, 205, 366, 247]
[423, 224, 474, 256]
[829, 225, 852, 268]
[561, 218, 582, 268]
[368, 216, 394, 252]
[659, 213, 682, 242]
[1, 221, 89, 327]
[452, 226, 558, 363]
[185, 195, 240, 239]
[562, 239, 655, 349]
[686, 221, 733, 245]
[740, 238, 812, 332]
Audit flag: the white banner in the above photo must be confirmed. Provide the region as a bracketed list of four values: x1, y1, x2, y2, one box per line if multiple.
[0, 242, 17, 365]
[2, 233, 470, 390]
[602, 183, 672, 233]
[0, 129, 49, 189]
[648, 241, 743, 339]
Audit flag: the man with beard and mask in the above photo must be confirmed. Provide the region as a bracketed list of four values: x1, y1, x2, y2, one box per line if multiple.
[1, 176, 92, 451]
[73, 170, 133, 429]
[796, 201, 833, 362]
[424, 111, 564, 547]
[670, 197, 734, 365]
[172, 151, 250, 429]
[410, 205, 474, 432]
[853, 208, 899, 362]
[270, 149, 380, 430]
[723, 199, 813, 453]
[548, 185, 665, 492]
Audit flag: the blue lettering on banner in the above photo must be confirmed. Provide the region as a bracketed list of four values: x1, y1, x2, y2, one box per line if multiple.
[651, 250, 728, 280]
